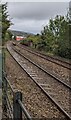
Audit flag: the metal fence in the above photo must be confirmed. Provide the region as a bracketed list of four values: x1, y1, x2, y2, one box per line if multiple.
[2, 71, 32, 120]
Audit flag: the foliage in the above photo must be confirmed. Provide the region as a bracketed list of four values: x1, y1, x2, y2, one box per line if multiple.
[1, 3, 12, 43]
[21, 12, 71, 59]
[0, 4, 2, 41]
[5, 30, 13, 41]
[39, 15, 70, 59]
[21, 34, 41, 48]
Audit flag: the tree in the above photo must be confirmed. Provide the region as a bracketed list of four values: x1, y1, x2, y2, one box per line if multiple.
[2, 3, 12, 44]
[0, 4, 2, 42]
[5, 30, 13, 41]
[41, 14, 71, 58]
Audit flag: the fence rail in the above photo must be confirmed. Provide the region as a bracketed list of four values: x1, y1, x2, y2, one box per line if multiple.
[2, 71, 32, 120]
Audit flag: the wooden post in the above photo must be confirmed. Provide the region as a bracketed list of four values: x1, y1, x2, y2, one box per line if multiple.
[13, 91, 22, 120]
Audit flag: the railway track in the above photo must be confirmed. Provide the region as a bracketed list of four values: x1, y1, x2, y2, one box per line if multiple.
[17, 43, 71, 70]
[7, 42, 71, 119]
[5, 49, 67, 119]
[14, 43, 71, 87]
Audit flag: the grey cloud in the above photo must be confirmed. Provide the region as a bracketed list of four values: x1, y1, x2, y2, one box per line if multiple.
[8, 2, 69, 21]
[10, 18, 47, 33]
[8, 2, 69, 33]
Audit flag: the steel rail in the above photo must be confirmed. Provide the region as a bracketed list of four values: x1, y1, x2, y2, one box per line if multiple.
[17, 44, 71, 70]
[13, 47, 71, 90]
[7, 44, 71, 120]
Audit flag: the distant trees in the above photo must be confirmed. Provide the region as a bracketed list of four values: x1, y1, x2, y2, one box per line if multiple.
[21, 34, 41, 48]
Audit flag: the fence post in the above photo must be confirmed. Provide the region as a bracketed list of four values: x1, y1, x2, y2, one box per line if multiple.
[13, 91, 22, 120]
[2, 73, 7, 118]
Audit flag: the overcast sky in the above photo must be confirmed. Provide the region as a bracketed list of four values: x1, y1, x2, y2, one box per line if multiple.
[7, 2, 69, 34]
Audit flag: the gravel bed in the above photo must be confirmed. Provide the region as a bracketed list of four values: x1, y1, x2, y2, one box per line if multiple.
[5, 49, 67, 119]
[15, 45, 70, 86]
[12, 47, 70, 116]
[8, 43, 71, 116]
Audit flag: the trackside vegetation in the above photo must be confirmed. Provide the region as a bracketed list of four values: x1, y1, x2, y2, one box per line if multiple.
[0, 3, 12, 44]
[21, 13, 71, 59]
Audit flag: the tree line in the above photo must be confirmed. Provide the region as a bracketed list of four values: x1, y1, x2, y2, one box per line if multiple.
[21, 13, 71, 59]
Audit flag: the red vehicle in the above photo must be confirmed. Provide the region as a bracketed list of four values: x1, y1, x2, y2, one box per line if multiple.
[16, 36, 24, 41]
